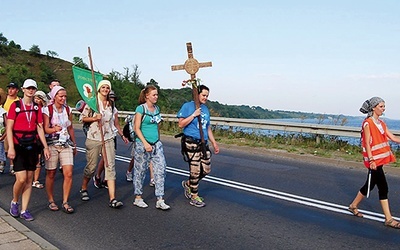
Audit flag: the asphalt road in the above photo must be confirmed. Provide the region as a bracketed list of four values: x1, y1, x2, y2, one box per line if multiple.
[1, 129, 400, 249]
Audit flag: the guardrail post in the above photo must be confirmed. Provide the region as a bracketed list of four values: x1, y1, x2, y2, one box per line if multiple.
[316, 135, 320, 144]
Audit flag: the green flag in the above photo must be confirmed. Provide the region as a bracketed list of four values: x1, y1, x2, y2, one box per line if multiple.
[72, 66, 103, 113]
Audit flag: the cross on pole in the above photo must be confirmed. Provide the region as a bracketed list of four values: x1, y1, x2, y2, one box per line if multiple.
[171, 42, 212, 145]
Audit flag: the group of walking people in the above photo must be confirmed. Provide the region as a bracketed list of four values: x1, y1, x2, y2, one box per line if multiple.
[3, 77, 400, 230]
[3, 78, 219, 221]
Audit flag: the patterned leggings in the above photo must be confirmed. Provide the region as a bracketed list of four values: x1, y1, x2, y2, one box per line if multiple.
[183, 140, 211, 195]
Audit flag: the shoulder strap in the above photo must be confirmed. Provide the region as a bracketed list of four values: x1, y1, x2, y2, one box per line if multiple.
[48, 105, 54, 127]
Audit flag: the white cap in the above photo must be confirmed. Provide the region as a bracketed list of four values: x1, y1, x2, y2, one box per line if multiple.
[22, 79, 37, 89]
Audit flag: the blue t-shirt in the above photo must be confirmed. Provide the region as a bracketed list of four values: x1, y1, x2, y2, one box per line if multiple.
[177, 101, 210, 140]
[134, 104, 161, 144]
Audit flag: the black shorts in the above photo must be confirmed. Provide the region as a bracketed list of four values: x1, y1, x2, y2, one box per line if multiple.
[13, 144, 40, 172]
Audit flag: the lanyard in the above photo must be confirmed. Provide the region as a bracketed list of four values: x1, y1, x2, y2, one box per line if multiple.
[21, 101, 33, 129]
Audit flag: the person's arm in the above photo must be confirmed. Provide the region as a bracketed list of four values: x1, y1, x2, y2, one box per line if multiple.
[114, 112, 128, 144]
[363, 123, 376, 170]
[66, 111, 77, 155]
[386, 128, 400, 144]
[6, 118, 15, 160]
[36, 122, 50, 160]
[207, 126, 219, 154]
[134, 110, 152, 152]
[178, 108, 201, 128]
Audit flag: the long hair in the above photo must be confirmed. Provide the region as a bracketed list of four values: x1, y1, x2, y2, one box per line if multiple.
[138, 85, 157, 104]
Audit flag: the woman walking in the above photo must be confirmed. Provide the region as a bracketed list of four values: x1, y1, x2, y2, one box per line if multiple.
[348, 96, 400, 229]
[43, 86, 77, 213]
[132, 85, 170, 210]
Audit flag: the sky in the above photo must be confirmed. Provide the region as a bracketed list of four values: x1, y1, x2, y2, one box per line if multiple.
[2, 1, 400, 119]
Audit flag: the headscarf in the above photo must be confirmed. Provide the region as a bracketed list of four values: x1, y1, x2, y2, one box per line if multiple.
[49, 86, 65, 101]
[359, 97, 385, 117]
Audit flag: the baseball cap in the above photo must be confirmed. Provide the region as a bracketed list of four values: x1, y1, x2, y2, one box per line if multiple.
[22, 79, 37, 89]
[7, 82, 18, 88]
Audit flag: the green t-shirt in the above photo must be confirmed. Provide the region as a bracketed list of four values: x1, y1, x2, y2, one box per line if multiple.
[134, 104, 161, 144]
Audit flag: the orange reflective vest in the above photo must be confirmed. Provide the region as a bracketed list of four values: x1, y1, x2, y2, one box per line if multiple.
[361, 117, 395, 168]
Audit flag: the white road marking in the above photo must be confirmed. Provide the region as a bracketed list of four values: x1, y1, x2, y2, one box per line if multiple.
[77, 147, 396, 223]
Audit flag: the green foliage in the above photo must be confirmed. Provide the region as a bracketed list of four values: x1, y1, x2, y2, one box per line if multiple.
[46, 50, 58, 58]
[29, 44, 41, 55]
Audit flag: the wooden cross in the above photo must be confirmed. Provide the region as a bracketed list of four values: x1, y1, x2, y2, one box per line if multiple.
[171, 42, 212, 145]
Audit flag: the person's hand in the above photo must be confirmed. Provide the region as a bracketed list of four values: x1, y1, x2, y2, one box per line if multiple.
[192, 108, 201, 118]
[370, 161, 376, 170]
[144, 143, 153, 152]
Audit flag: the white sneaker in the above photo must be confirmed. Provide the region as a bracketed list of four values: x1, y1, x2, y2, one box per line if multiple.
[149, 178, 155, 187]
[156, 199, 170, 210]
[133, 198, 148, 208]
[126, 171, 133, 182]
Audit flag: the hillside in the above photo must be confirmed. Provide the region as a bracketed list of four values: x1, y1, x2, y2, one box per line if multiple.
[0, 37, 342, 120]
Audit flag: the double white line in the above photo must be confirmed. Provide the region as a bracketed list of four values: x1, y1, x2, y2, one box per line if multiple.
[77, 147, 395, 223]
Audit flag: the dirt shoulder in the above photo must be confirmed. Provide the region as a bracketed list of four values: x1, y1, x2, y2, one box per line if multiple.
[160, 135, 400, 177]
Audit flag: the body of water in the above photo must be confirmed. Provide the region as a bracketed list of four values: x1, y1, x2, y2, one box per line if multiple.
[228, 116, 400, 146]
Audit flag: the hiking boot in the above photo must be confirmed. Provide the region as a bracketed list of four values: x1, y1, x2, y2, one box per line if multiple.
[149, 178, 155, 187]
[20, 210, 34, 221]
[156, 199, 170, 210]
[133, 198, 148, 208]
[190, 196, 206, 208]
[93, 175, 102, 189]
[126, 171, 133, 182]
[10, 202, 19, 217]
[181, 180, 191, 199]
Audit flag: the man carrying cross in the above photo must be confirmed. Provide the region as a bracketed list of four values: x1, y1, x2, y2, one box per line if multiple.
[177, 84, 219, 207]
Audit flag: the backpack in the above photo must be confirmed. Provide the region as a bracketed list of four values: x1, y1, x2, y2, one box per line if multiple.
[122, 104, 161, 142]
[75, 100, 93, 136]
[13, 100, 39, 147]
[123, 114, 136, 142]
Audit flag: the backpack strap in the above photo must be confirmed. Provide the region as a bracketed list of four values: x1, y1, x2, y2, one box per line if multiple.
[48, 104, 70, 128]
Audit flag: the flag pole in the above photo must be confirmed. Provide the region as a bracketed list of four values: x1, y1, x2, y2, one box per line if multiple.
[88, 47, 109, 168]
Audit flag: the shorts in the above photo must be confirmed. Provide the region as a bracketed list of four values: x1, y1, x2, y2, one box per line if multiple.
[46, 145, 74, 170]
[14, 144, 40, 172]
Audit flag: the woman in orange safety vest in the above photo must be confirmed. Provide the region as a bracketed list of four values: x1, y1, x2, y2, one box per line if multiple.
[348, 97, 400, 229]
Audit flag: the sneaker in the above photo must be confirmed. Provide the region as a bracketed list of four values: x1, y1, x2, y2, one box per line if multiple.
[9, 165, 14, 175]
[59, 166, 63, 173]
[0, 162, 4, 174]
[181, 180, 191, 199]
[133, 198, 148, 208]
[10, 202, 19, 217]
[149, 178, 155, 187]
[20, 210, 34, 221]
[190, 196, 206, 208]
[156, 199, 170, 210]
[102, 181, 108, 189]
[126, 171, 133, 182]
[93, 175, 102, 189]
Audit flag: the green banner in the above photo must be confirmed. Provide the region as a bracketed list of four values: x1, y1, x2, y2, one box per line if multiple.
[72, 66, 103, 113]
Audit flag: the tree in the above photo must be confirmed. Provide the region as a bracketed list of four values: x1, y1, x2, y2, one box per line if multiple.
[46, 50, 59, 58]
[0, 33, 8, 46]
[8, 40, 21, 49]
[73, 56, 89, 69]
[29, 44, 41, 55]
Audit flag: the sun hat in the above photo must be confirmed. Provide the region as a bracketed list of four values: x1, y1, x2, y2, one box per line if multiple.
[97, 80, 111, 91]
[34, 91, 49, 105]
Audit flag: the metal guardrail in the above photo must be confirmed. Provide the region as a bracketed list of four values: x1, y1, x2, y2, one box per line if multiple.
[72, 110, 400, 139]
